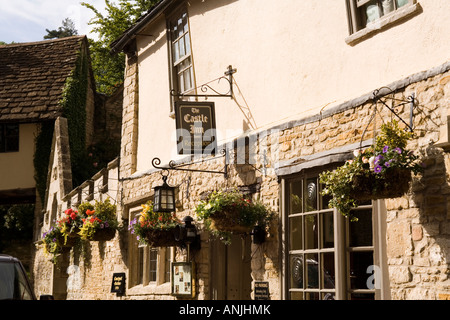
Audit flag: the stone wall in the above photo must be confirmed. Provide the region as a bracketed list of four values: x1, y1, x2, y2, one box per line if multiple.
[116, 61, 450, 300]
[32, 60, 450, 300]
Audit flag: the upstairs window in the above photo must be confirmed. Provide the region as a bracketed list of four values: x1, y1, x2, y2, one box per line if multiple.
[0, 124, 19, 153]
[168, 7, 195, 100]
[346, 0, 419, 44]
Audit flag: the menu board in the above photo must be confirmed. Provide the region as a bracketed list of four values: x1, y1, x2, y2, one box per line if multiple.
[172, 262, 195, 297]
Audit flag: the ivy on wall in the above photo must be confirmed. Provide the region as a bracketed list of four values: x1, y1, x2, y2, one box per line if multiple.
[34, 122, 55, 204]
[33, 44, 121, 207]
[34, 47, 91, 203]
[59, 49, 90, 188]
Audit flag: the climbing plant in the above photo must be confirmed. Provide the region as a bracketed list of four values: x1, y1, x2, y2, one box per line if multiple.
[34, 121, 54, 204]
[59, 49, 90, 188]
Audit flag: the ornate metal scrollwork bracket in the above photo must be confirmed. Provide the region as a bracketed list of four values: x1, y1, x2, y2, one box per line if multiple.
[151, 149, 228, 178]
[372, 87, 416, 132]
[170, 65, 237, 100]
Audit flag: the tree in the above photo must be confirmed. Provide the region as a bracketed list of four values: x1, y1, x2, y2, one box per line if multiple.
[81, 0, 159, 95]
[44, 17, 78, 39]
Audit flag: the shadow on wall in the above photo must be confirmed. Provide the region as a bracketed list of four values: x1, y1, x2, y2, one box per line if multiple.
[409, 145, 450, 297]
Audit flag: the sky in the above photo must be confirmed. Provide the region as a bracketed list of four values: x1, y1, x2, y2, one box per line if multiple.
[0, 0, 109, 43]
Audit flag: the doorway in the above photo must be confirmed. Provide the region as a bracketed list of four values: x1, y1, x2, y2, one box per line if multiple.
[210, 234, 252, 300]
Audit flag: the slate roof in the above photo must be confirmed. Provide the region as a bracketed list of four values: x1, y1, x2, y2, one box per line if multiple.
[0, 36, 87, 123]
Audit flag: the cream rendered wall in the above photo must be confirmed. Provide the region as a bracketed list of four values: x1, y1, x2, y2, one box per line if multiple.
[134, 0, 450, 172]
[189, 0, 450, 126]
[136, 16, 175, 171]
[0, 123, 38, 190]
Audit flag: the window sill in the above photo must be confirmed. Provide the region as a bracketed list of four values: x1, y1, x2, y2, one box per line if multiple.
[345, 3, 422, 46]
[127, 282, 172, 296]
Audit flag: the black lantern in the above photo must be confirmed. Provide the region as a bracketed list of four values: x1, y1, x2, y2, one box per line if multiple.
[153, 173, 175, 213]
[175, 216, 201, 252]
[251, 226, 266, 244]
[182, 216, 197, 244]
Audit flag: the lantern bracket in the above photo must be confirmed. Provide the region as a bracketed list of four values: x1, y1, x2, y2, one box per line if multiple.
[151, 149, 228, 178]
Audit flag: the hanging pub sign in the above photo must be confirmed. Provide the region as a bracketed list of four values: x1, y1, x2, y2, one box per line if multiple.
[175, 101, 217, 155]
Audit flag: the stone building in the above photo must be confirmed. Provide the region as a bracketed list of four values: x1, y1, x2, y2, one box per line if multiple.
[32, 0, 449, 300]
[0, 36, 98, 271]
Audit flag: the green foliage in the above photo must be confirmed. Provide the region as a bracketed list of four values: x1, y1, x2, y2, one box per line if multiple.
[0, 204, 35, 251]
[60, 49, 91, 187]
[41, 225, 65, 264]
[81, 0, 159, 95]
[1, 204, 34, 232]
[33, 122, 54, 204]
[195, 189, 273, 226]
[77, 202, 94, 216]
[375, 120, 413, 152]
[44, 18, 78, 39]
[319, 162, 362, 221]
[195, 189, 274, 244]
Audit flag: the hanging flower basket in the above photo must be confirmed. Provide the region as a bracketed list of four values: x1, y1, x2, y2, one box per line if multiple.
[77, 198, 120, 242]
[320, 120, 424, 221]
[90, 228, 116, 241]
[208, 208, 253, 234]
[352, 167, 412, 201]
[41, 226, 68, 264]
[129, 201, 182, 247]
[143, 228, 179, 247]
[57, 208, 83, 243]
[195, 189, 274, 244]
[62, 235, 78, 247]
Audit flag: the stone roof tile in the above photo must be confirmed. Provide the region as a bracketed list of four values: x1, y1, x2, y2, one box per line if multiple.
[0, 36, 86, 123]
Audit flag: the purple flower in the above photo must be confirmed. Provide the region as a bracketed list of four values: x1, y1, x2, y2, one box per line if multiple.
[383, 146, 389, 153]
[375, 155, 384, 165]
[384, 161, 391, 168]
[100, 223, 104, 229]
[374, 165, 382, 173]
[394, 147, 402, 154]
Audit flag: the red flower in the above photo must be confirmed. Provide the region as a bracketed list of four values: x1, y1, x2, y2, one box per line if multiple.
[70, 212, 77, 220]
[86, 209, 95, 216]
[65, 208, 73, 216]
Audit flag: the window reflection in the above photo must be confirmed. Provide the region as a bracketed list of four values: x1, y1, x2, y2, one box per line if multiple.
[305, 214, 318, 250]
[289, 216, 303, 251]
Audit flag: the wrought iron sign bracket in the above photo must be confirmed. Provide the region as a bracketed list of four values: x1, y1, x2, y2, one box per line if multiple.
[372, 87, 416, 132]
[170, 65, 237, 100]
[152, 149, 228, 179]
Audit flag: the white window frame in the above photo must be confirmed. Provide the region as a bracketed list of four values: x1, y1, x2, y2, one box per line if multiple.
[127, 206, 173, 291]
[167, 5, 196, 113]
[345, 0, 421, 45]
[281, 167, 390, 300]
